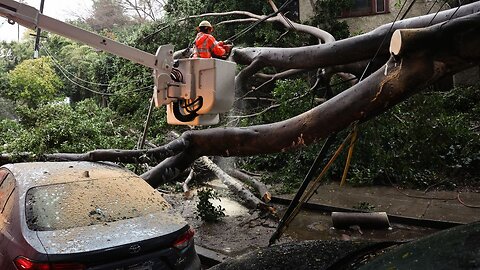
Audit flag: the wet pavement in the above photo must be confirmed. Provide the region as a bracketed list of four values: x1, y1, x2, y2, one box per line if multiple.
[281, 209, 439, 243]
[276, 183, 480, 224]
[185, 181, 479, 262]
[271, 183, 480, 245]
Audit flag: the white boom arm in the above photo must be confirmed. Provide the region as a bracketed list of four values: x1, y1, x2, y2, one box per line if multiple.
[0, 0, 235, 126]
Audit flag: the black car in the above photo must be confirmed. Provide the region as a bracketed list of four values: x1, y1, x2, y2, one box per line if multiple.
[0, 161, 201, 270]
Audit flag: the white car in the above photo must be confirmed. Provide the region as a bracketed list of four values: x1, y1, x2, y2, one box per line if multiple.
[0, 161, 200, 270]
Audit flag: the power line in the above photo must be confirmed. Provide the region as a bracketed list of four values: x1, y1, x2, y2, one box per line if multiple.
[441, 0, 464, 28]
[426, 0, 439, 14]
[48, 56, 115, 96]
[358, 0, 410, 82]
[400, 0, 417, 20]
[40, 46, 154, 96]
[40, 45, 152, 87]
[428, 0, 449, 26]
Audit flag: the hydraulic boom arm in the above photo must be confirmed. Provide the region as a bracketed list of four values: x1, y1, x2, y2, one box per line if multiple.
[0, 0, 158, 68]
[0, 0, 235, 126]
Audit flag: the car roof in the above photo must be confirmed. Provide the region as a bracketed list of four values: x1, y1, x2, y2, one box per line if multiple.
[1, 161, 189, 255]
[1, 161, 139, 194]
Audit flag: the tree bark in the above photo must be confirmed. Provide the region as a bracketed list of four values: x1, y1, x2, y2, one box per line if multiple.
[1, 10, 479, 191]
[226, 169, 271, 203]
[142, 13, 480, 187]
[232, 2, 480, 92]
[182, 168, 194, 199]
[198, 156, 268, 210]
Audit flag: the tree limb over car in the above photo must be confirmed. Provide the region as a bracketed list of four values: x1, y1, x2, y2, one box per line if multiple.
[1, 5, 479, 192]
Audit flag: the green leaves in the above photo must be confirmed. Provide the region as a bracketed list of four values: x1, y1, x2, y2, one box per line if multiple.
[195, 188, 226, 222]
[244, 85, 480, 191]
[6, 57, 63, 108]
[3, 99, 136, 154]
[348, 86, 480, 188]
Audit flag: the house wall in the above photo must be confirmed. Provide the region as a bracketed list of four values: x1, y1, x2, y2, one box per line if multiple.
[299, 0, 450, 34]
[299, 0, 480, 88]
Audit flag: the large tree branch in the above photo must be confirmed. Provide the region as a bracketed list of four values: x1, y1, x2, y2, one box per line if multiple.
[3, 11, 478, 191]
[0, 137, 189, 166]
[231, 2, 480, 82]
[186, 10, 334, 43]
[141, 13, 480, 187]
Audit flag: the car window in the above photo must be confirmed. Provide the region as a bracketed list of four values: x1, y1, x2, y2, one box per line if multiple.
[0, 172, 15, 213]
[25, 177, 170, 231]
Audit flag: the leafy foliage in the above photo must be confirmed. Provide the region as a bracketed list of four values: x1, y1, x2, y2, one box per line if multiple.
[352, 201, 375, 211]
[345, 86, 480, 189]
[0, 40, 34, 71]
[1, 99, 136, 154]
[307, 0, 351, 40]
[195, 188, 226, 222]
[244, 85, 480, 191]
[5, 57, 63, 108]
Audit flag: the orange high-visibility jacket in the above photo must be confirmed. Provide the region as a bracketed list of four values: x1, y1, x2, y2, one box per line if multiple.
[192, 32, 226, 58]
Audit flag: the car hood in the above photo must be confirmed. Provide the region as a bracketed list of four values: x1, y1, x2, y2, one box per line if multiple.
[35, 209, 187, 254]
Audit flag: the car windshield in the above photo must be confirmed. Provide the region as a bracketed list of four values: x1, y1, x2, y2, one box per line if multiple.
[25, 177, 170, 231]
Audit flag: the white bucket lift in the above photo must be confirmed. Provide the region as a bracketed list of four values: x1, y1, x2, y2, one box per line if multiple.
[161, 58, 235, 125]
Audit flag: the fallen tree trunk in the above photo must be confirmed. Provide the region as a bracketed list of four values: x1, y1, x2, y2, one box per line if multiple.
[1, 12, 478, 190]
[198, 156, 270, 211]
[141, 13, 480, 187]
[232, 2, 479, 68]
[232, 2, 480, 92]
[226, 169, 271, 203]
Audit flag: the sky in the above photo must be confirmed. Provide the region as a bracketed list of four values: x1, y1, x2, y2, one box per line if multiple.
[0, 0, 92, 42]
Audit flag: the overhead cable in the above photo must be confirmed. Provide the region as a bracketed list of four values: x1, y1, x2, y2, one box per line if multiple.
[40, 45, 153, 96]
[40, 44, 152, 87]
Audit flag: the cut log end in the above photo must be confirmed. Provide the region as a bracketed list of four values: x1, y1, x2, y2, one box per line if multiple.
[390, 28, 430, 57]
[331, 212, 391, 229]
[390, 30, 403, 56]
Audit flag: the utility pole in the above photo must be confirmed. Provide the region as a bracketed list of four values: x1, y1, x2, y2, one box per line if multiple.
[33, 0, 45, 58]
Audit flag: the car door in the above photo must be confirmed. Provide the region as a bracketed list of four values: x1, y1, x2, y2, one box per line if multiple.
[0, 169, 16, 269]
[0, 169, 9, 248]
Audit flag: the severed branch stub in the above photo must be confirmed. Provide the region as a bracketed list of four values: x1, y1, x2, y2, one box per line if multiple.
[226, 169, 271, 203]
[182, 168, 195, 199]
[199, 156, 274, 214]
[390, 28, 433, 57]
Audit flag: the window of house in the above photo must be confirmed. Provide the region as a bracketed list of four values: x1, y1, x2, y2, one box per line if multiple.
[341, 0, 389, 17]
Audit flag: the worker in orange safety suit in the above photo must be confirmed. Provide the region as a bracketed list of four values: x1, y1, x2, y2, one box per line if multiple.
[192, 20, 232, 59]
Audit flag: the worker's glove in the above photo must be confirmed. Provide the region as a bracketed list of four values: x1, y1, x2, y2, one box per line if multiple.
[223, 44, 233, 54]
[218, 41, 224, 46]
[221, 44, 233, 60]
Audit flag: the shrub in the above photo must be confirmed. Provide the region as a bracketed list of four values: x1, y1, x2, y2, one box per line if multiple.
[195, 188, 225, 222]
